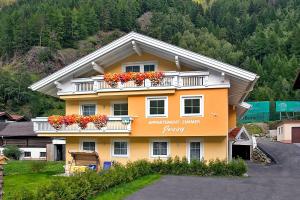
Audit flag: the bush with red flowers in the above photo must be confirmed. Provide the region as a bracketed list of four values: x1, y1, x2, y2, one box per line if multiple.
[104, 73, 119, 88]
[146, 72, 164, 86]
[118, 72, 132, 84]
[90, 115, 108, 129]
[48, 115, 64, 130]
[103, 72, 164, 87]
[63, 114, 77, 126]
[132, 72, 146, 86]
[76, 116, 92, 129]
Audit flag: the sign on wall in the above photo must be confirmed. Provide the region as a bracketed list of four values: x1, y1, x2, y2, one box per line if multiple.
[148, 119, 200, 134]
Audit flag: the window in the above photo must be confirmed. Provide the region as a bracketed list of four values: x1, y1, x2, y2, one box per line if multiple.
[144, 64, 155, 72]
[82, 141, 96, 151]
[189, 142, 201, 161]
[113, 103, 128, 116]
[180, 96, 204, 117]
[24, 152, 31, 157]
[81, 104, 96, 116]
[112, 140, 129, 157]
[146, 97, 168, 117]
[187, 140, 203, 162]
[151, 141, 169, 157]
[123, 63, 157, 72]
[40, 152, 46, 157]
[125, 65, 140, 72]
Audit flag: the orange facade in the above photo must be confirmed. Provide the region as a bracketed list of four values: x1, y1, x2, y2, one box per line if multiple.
[48, 52, 234, 166]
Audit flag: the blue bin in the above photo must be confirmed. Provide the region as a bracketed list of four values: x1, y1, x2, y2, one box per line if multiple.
[103, 161, 112, 170]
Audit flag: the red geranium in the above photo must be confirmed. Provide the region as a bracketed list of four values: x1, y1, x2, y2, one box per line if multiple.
[132, 72, 146, 86]
[48, 115, 64, 130]
[104, 73, 119, 88]
[146, 72, 164, 86]
[118, 72, 132, 84]
[63, 114, 77, 126]
[90, 115, 108, 129]
[76, 116, 92, 129]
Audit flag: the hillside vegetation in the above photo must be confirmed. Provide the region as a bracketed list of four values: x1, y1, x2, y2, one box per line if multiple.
[0, 0, 299, 117]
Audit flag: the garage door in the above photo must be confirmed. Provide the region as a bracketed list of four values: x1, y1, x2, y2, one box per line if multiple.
[292, 127, 300, 143]
[232, 145, 251, 160]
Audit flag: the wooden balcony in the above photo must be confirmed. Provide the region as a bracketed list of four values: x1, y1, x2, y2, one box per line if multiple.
[32, 116, 132, 135]
[58, 71, 209, 95]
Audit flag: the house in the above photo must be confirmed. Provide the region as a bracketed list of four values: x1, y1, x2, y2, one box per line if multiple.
[29, 32, 258, 171]
[0, 112, 26, 122]
[228, 126, 255, 160]
[0, 121, 65, 160]
[277, 120, 300, 143]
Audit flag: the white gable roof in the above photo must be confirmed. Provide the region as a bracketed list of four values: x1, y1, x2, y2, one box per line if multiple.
[29, 31, 259, 105]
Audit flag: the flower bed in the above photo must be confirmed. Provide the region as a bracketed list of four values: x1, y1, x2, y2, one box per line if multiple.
[13, 157, 247, 200]
[104, 72, 165, 87]
[48, 114, 108, 130]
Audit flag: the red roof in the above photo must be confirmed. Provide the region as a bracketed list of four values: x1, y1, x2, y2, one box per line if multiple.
[10, 114, 25, 121]
[228, 127, 241, 140]
[0, 112, 25, 121]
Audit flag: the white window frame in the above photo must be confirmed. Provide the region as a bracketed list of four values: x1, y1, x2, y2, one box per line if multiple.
[180, 95, 204, 117]
[146, 96, 168, 118]
[186, 138, 204, 163]
[110, 101, 129, 116]
[122, 61, 157, 72]
[80, 139, 97, 152]
[111, 139, 129, 157]
[150, 139, 170, 158]
[79, 101, 97, 116]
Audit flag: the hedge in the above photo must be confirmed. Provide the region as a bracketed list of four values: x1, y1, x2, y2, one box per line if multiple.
[11, 157, 247, 200]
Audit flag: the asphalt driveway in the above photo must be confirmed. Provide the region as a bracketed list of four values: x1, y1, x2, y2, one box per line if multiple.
[127, 138, 300, 200]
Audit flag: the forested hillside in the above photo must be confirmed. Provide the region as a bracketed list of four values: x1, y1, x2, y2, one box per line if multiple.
[0, 0, 299, 117]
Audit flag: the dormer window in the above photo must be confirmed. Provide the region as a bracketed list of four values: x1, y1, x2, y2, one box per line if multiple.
[123, 62, 157, 72]
[144, 64, 155, 72]
[125, 65, 140, 72]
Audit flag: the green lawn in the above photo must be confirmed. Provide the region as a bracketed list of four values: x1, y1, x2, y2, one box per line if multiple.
[3, 161, 161, 200]
[92, 174, 161, 200]
[3, 160, 65, 200]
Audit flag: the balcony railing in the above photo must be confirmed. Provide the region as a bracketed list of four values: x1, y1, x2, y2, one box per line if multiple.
[32, 116, 132, 134]
[70, 71, 208, 93]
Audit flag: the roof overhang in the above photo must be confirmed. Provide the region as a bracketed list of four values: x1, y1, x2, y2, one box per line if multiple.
[29, 32, 259, 104]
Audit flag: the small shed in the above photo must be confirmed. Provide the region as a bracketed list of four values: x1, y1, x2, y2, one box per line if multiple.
[277, 120, 300, 143]
[229, 126, 253, 160]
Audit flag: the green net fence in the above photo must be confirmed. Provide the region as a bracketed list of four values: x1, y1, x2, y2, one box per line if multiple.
[239, 101, 300, 123]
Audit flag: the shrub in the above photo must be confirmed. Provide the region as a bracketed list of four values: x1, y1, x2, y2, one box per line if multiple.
[30, 161, 47, 173]
[12, 158, 247, 200]
[3, 145, 22, 160]
[208, 159, 228, 176]
[227, 158, 247, 176]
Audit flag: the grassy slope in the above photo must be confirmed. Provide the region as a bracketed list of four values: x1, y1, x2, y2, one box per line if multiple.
[92, 174, 161, 200]
[3, 161, 65, 199]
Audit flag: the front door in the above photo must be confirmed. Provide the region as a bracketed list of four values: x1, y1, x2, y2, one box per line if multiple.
[189, 141, 201, 162]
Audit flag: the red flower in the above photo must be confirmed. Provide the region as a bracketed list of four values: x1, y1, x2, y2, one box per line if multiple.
[48, 115, 64, 130]
[90, 115, 108, 129]
[76, 116, 92, 129]
[63, 114, 77, 126]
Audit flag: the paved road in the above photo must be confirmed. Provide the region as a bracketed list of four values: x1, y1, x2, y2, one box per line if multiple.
[127, 139, 300, 200]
